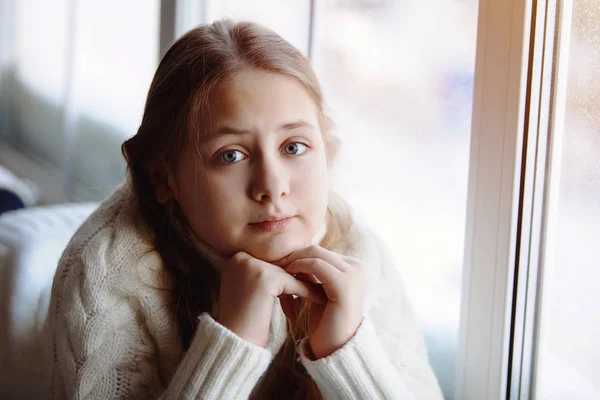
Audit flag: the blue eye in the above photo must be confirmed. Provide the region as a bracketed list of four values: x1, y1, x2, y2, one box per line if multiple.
[217, 150, 247, 164]
[283, 142, 308, 155]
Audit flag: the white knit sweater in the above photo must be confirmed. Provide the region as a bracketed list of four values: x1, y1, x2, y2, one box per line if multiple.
[46, 184, 443, 399]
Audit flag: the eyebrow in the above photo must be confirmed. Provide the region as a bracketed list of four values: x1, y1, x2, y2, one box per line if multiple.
[212, 120, 316, 136]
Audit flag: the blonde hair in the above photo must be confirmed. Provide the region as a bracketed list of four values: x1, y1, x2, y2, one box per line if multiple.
[122, 19, 353, 399]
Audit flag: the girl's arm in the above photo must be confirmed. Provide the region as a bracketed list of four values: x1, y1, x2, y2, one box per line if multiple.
[47, 251, 274, 399]
[298, 228, 444, 399]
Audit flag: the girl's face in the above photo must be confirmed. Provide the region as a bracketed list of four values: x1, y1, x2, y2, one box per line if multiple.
[166, 68, 330, 262]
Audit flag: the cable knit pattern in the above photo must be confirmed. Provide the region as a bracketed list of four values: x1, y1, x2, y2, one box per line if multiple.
[162, 313, 272, 398]
[46, 183, 442, 399]
[299, 318, 419, 399]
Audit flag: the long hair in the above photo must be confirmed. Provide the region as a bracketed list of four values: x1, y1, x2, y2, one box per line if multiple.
[121, 19, 353, 399]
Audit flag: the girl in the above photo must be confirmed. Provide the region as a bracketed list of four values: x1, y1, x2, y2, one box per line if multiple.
[47, 20, 443, 399]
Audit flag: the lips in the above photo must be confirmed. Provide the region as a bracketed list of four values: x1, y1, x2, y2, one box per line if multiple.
[249, 216, 294, 232]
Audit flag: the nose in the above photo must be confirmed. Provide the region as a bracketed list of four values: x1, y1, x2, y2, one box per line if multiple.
[250, 154, 289, 203]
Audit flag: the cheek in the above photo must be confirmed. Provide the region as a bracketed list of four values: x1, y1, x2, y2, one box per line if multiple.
[175, 168, 244, 234]
[293, 156, 329, 213]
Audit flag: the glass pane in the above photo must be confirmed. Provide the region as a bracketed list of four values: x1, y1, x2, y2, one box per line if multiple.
[9, 0, 71, 167]
[312, 1, 478, 398]
[535, 1, 600, 399]
[205, 0, 311, 56]
[68, 0, 159, 200]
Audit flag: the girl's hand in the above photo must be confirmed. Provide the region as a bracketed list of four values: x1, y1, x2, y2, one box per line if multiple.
[217, 251, 326, 348]
[276, 246, 366, 359]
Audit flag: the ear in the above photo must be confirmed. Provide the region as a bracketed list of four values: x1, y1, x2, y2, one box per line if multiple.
[149, 164, 176, 204]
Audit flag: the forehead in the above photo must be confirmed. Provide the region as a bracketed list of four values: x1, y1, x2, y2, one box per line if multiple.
[208, 68, 319, 131]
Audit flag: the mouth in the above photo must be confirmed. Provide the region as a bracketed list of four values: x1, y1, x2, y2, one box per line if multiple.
[249, 216, 295, 232]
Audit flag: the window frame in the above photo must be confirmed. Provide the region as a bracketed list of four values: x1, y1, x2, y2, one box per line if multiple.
[455, 0, 535, 398]
[457, 0, 581, 398]
[506, 0, 575, 398]
[529, 0, 575, 398]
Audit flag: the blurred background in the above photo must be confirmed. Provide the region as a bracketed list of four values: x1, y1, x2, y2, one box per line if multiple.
[0, 1, 598, 399]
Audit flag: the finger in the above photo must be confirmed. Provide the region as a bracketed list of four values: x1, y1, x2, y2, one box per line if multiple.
[294, 272, 321, 284]
[231, 251, 252, 262]
[279, 272, 327, 304]
[279, 294, 297, 321]
[275, 246, 349, 272]
[341, 255, 362, 266]
[309, 301, 326, 333]
[284, 258, 344, 301]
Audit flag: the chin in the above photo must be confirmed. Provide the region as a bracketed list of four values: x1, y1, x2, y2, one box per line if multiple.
[246, 235, 308, 263]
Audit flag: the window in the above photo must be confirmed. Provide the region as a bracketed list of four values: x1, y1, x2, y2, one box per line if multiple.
[7, 0, 71, 167]
[67, 0, 159, 200]
[534, 0, 600, 398]
[1, 0, 159, 200]
[310, 1, 478, 398]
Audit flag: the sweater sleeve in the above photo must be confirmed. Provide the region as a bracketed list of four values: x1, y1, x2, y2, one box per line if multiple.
[298, 229, 444, 400]
[48, 250, 273, 399]
[161, 313, 273, 399]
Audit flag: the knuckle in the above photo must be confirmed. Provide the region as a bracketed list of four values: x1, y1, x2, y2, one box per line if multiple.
[344, 255, 360, 265]
[310, 258, 322, 268]
[251, 264, 272, 287]
[230, 252, 263, 277]
[241, 258, 255, 271]
[232, 251, 248, 264]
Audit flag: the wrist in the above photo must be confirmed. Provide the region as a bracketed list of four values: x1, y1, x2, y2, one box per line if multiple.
[309, 318, 363, 359]
[217, 316, 268, 347]
[216, 297, 274, 347]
